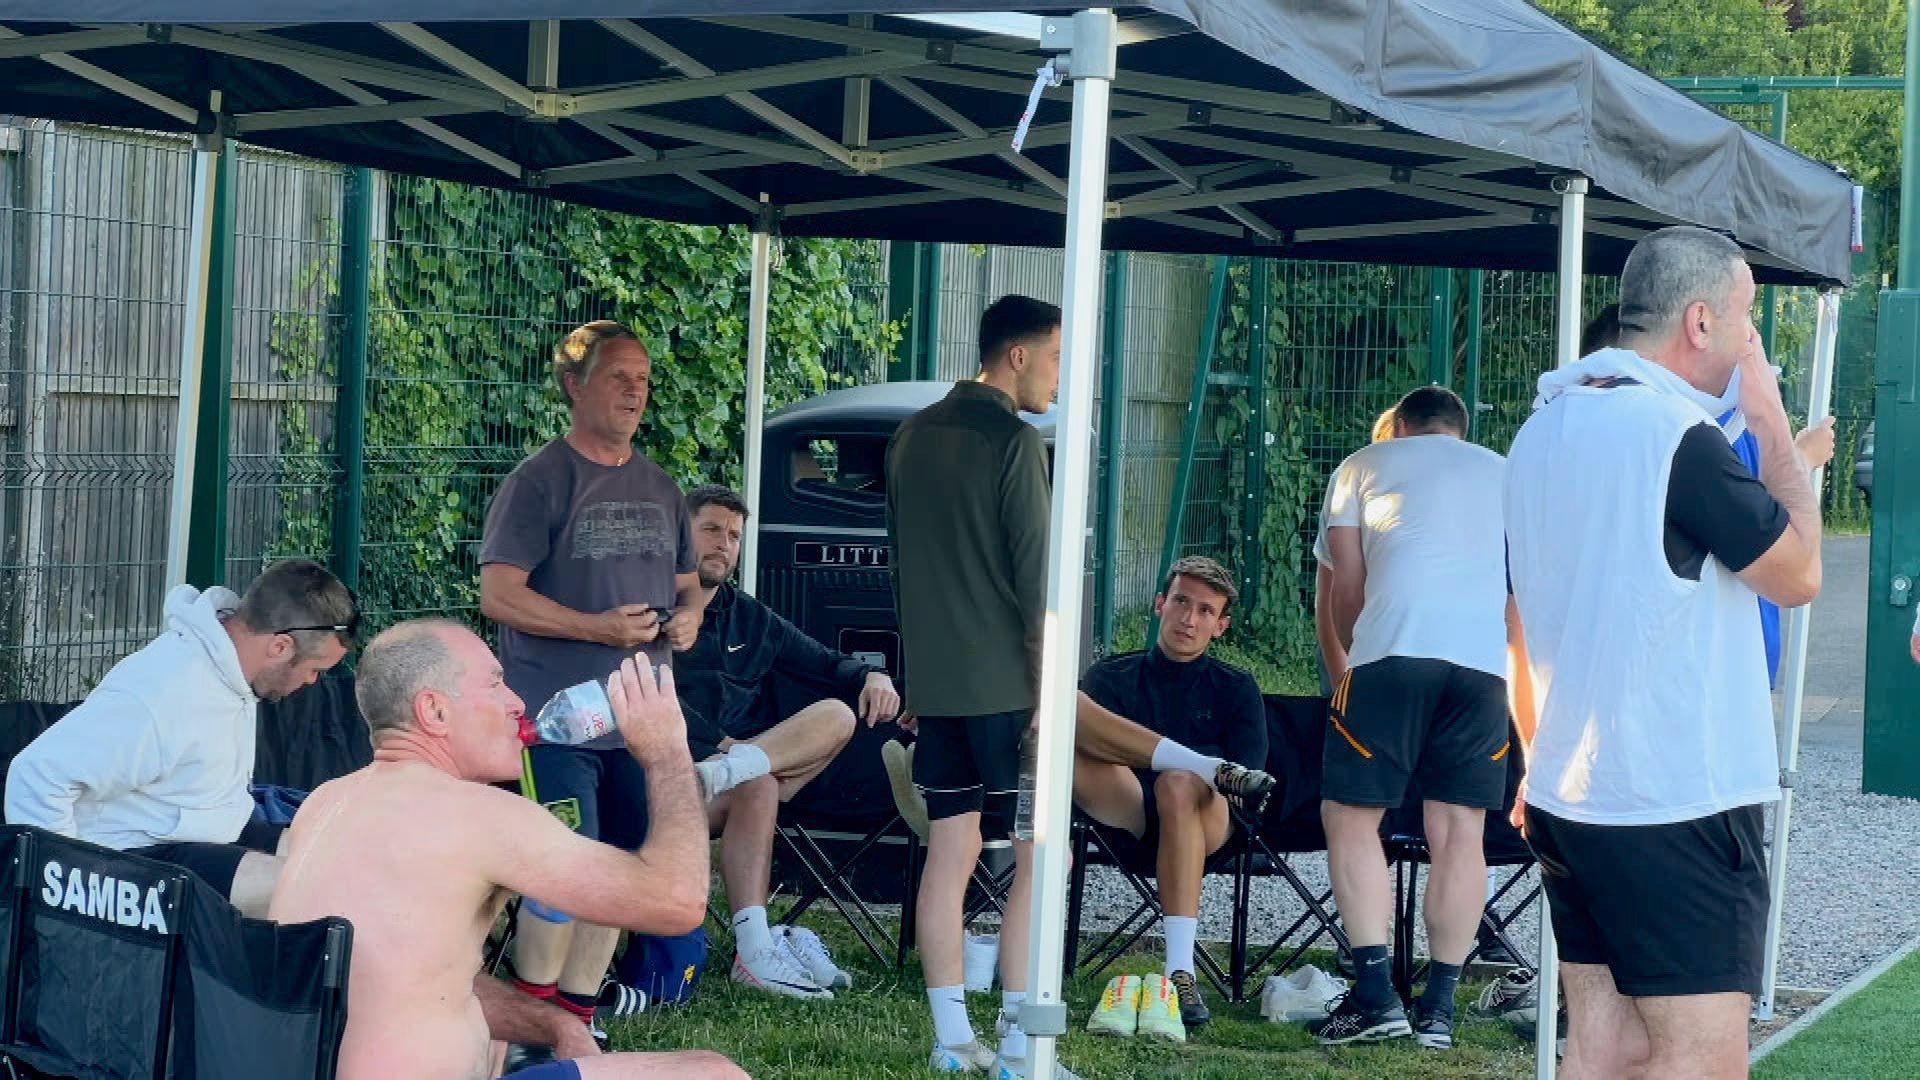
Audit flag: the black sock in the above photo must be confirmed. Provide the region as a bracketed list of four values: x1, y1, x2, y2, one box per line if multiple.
[1350, 945, 1395, 1009]
[558, 990, 598, 1025]
[1422, 962, 1463, 1016]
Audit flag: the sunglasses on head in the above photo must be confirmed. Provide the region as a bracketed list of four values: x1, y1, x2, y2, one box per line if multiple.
[275, 612, 362, 643]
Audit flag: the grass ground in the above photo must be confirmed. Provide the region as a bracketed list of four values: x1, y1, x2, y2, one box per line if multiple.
[604, 925, 1536, 1079]
[1752, 947, 1920, 1080]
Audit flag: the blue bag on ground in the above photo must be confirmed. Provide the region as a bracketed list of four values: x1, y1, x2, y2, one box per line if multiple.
[614, 927, 708, 1005]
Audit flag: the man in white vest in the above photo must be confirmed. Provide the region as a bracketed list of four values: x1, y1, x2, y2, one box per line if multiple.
[1506, 225, 1823, 1079]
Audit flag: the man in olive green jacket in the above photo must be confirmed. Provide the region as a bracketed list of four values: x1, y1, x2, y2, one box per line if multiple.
[887, 294, 1065, 1078]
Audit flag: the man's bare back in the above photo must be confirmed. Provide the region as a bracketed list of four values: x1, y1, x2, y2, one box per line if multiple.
[269, 624, 737, 1080]
[272, 763, 517, 1078]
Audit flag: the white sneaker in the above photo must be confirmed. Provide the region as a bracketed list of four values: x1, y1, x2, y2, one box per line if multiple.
[731, 944, 833, 1000]
[1261, 964, 1348, 1022]
[930, 1040, 997, 1073]
[777, 925, 853, 991]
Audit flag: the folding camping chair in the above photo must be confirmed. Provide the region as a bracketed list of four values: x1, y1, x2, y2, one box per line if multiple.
[1220, 694, 1357, 1002]
[1059, 695, 1359, 1003]
[771, 800, 917, 967]
[1062, 812, 1247, 1000]
[0, 826, 352, 1080]
[1379, 718, 1541, 1000]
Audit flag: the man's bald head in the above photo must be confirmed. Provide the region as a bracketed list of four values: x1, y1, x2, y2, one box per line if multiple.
[356, 619, 469, 742]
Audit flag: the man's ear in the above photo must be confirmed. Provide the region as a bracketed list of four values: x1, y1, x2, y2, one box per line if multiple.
[1217, 614, 1232, 637]
[1006, 343, 1028, 374]
[263, 633, 293, 662]
[1152, 593, 1166, 618]
[1686, 302, 1713, 348]
[415, 691, 453, 737]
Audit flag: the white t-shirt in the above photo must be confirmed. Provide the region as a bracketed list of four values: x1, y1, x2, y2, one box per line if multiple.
[1314, 435, 1508, 677]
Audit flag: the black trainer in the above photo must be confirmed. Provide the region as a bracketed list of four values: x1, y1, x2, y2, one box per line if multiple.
[1169, 970, 1211, 1030]
[1213, 761, 1277, 816]
[1307, 992, 1412, 1045]
[1413, 1005, 1454, 1049]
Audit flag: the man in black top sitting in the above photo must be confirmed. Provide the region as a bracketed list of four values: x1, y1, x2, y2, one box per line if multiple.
[1074, 555, 1276, 1030]
[675, 484, 903, 1003]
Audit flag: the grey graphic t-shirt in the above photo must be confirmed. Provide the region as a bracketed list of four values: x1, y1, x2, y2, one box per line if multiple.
[480, 438, 695, 748]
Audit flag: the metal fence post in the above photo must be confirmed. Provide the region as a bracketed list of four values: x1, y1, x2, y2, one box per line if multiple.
[915, 244, 942, 379]
[1429, 267, 1456, 386]
[1465, 269, 1485, 440]
[1762, 92, 1788, 363]
[1095, 251, 1129, 650]
[183, 133, 236, 589]
[886, 242, 921, 382]
[331, 166, 373, 591]
[1242, 257, 1271, 611]
[1150, 255, 1229, 643]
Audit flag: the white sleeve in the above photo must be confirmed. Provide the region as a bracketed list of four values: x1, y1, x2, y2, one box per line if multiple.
[1313, 459, 1363, 566]
[3, 690, 167, 835]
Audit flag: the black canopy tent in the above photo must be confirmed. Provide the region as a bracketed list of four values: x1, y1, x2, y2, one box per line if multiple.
[0, 6, 1854, 1077]
[0, 4, 1853, 282]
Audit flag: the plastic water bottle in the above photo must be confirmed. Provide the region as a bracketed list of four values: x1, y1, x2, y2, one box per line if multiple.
[1013, 727, 1038, 841]
[531, 678, 619, 745]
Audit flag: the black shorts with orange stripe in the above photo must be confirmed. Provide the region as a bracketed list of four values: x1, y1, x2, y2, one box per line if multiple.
[1321, 656, 1511, 811]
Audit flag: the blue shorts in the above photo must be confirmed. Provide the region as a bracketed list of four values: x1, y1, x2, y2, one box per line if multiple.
[520, 743, 651, 850]
[504, 1061, 581, 1080]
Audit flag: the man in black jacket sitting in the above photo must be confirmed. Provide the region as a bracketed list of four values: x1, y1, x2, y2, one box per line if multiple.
[677, 484, 903, 1003]
[1074, 555, 1275, 1031]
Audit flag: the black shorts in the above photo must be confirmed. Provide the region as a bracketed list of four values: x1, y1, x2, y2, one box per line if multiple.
[1321, 657, 1510, 810]
[1123, 768, 1236, 854]
[521, 743, 650, 850]
[236, 817, 288, 854]
[912, 710, 1029, 841]
[682, 700, 727, 763]
[682, 698, 782, 762]
[127, 816, 286, 898]
[1526, 804, 1769, 998]
[131, 842, 251, 897]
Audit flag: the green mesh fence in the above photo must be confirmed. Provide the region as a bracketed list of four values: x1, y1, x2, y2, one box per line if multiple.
[1, 126, 192, 701]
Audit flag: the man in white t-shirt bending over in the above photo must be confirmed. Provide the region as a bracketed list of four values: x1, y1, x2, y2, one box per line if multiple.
[1507, 226, 1820, 1080]
[1309, 386, 1526, 1051]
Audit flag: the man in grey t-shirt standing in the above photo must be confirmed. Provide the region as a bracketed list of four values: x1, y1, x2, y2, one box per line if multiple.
[480, 319, 718, 1038]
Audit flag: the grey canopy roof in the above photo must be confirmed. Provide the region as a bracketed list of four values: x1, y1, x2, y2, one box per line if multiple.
[0, 2, 1854, 283]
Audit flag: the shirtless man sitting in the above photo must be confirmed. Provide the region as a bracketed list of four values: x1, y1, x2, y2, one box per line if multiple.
[268, 619, 743, 1080]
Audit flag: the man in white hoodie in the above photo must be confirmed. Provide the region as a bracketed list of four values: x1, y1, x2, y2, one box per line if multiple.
[1507, 227, 1823, 1079]
[4, 559, 356, 916]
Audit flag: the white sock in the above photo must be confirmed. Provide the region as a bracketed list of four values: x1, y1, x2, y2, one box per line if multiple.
[726, 742, 773, 784]
[928, 984, 974, 1048]
[1164, 915, 1198, 977]
[1151, 738, 1224, 788]
[732, 906, 774, 959]
[1000, 989, 1029, 1059]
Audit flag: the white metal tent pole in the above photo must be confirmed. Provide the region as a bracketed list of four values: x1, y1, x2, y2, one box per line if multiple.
[1756, 287, 1841, 1020]
[164, 133, 221, 589]
[1023, 10, 1116, 1080]
[740, 201, 773, 596]
[1536, 172, 1588, 1080]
